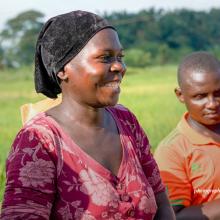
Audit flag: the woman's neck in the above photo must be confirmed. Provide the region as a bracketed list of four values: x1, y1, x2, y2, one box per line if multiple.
[53, 97, 108, 128]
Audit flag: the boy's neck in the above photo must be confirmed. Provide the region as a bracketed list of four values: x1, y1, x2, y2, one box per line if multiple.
[187, 115, 220, 141]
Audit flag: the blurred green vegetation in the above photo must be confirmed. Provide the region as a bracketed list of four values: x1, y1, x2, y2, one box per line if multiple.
[0, 65, 185, 201]
[1, 8, 220, 68]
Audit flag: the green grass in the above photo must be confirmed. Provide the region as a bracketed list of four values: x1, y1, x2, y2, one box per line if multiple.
[0, 66, 45, 200]
[119, 66, 185, 149]
[0, 65, 185, 202]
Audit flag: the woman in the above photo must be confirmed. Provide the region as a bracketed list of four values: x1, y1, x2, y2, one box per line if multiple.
[1, 11, 175, 219]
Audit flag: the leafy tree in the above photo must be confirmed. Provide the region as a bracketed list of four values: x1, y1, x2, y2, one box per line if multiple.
[0, 45, 4, 69]
[0, 10, 44, 67]
[1, 8, 220, 68]
[124, 48, 151, 67]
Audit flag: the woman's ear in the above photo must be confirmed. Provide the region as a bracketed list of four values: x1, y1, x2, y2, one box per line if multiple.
[57, 61, 74, 82]
[174, 87, 185, 103]
[57, 68, 68, 82]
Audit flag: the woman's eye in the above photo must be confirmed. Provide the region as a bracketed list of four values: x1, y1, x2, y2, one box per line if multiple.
[117, 55, 124, 61]
[100, 55, 112, 62]
[99, 54, 124, 63]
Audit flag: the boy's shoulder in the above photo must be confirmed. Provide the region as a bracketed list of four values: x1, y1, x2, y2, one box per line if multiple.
[158, 125, 182, 148]
[156, 114, 194, 154]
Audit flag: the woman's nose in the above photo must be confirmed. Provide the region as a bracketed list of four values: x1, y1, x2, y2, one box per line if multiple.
[110, 60, 126, 76]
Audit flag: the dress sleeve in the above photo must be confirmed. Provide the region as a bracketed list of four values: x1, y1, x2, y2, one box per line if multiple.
[1, 127, 56, 219]
[154, 142, 192, 207]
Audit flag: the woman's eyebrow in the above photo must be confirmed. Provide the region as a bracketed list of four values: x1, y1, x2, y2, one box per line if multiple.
[96, 48, 124, 53]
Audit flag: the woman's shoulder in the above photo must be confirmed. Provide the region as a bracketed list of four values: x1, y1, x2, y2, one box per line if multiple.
[22, 112, 50, 129]
[107, 104, 135, 120]
[16, 112, 57, 141]
[107, 104, 141, 134]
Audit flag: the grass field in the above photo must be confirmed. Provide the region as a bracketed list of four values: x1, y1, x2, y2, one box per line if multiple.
[0, 65, 185, 202]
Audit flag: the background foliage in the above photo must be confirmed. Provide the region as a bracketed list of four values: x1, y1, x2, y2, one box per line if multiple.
[0, 6, 217, 203]
[1, 8, 220, 68]
[0, 65, 185, 201]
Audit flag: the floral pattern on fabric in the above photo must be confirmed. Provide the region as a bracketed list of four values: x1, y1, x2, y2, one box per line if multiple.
[1, 105, 164, 220]
[19, 158, 54, 188]
[79, 169, 119, 206]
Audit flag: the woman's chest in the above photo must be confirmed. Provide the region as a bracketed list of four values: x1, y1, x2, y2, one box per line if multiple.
[53, 144, 157, 219]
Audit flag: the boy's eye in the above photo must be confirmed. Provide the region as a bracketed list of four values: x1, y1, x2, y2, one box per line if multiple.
[214, 90, 220, 97]
[194, 94, 206, 99]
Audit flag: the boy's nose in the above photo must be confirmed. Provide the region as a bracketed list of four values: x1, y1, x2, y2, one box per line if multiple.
[206, 96, 219, 109]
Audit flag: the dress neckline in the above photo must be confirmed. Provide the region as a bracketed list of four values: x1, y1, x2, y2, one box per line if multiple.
[39, 107, 126, 181]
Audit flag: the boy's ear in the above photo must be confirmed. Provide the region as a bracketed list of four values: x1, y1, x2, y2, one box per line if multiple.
[174, 87, 185, 103]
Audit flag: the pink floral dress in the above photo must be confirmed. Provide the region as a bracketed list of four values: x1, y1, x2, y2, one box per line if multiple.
[1, 105, 164, 220]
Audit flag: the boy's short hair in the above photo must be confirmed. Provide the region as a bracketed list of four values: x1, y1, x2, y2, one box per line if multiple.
[177, 51, 220, 87]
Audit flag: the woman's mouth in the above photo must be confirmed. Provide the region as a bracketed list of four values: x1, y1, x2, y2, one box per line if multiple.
[104, 81, 120, 88]
[100, 80, 121, 92]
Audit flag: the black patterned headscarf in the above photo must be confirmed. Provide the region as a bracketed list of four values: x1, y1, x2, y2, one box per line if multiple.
[35, 10, 116, 98]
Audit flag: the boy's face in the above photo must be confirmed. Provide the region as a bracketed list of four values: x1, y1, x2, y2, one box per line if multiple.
[176, 69, 220, 126]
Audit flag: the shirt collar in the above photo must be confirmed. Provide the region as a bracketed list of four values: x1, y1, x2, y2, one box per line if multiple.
[178, 112, 220, 146]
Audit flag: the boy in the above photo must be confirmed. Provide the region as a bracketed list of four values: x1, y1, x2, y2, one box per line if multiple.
[155, 51, 220, 220]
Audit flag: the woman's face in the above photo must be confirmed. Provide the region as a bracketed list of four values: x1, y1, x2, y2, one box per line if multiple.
[60, 28, 126, 108]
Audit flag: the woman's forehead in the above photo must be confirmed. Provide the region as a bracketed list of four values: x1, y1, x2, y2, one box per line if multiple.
[83, 29, 122, 51]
